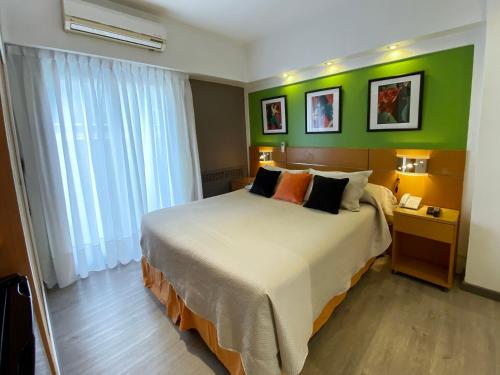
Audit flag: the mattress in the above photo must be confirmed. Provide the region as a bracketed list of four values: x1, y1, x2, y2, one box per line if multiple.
[141, 189, 391, 375]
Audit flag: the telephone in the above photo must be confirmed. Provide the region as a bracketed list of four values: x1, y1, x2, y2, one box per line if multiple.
[399, 193, 422, 210]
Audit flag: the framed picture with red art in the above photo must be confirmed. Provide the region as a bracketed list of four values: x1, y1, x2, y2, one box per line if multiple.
[368, 71, 424, 131]
[261, 96, 287, 134]
[305, 86, 342, 133]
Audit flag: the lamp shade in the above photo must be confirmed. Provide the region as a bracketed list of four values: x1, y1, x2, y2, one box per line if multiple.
[396, 155, 429, 175]
[259, 151, 272, 162]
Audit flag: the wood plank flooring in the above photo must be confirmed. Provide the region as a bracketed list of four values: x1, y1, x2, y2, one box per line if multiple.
[45, 257, 500, 375]
[34, 317, 51, 375]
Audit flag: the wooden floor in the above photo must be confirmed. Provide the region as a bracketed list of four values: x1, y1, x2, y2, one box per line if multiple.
[44, 257, 500, 375]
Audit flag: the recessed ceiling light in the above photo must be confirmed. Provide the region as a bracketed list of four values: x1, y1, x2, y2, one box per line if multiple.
[388, 44, 398, 50]
[323, 60, 336, 66]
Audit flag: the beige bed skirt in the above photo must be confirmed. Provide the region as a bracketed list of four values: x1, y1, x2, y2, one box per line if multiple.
[141, 256, 375, 375]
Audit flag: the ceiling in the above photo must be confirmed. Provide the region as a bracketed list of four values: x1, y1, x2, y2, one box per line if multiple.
[108, 0, 343, 43]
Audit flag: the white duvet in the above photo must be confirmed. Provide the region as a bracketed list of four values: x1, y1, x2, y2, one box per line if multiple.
[141, 189, 391, 375]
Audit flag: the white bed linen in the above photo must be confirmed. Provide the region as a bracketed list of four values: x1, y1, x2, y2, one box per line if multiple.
[141, 190, 391, 375]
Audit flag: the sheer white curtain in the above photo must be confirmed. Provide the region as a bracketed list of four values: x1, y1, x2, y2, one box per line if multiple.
[7, 45, 202, 288]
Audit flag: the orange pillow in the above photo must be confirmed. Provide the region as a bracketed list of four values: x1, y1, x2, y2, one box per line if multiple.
[273, 172, 312, 204]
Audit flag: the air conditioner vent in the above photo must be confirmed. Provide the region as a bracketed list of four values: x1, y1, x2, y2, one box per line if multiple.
[63, 0, 166, 51]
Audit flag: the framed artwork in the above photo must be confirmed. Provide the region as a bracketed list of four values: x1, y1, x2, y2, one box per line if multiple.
[261, 96, 287, 134]
[305, 86, 342, 133]
[367, 71, 424, 131]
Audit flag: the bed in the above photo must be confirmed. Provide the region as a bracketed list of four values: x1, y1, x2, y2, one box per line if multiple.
[140, 188, 391, 375]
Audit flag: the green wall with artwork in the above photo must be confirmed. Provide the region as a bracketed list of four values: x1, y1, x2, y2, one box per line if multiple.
[248, 46, 474, 149]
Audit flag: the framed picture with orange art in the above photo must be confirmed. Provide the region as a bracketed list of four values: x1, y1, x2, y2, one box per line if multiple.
[261, 95, 287, 135]
[305, 86, 342, 134]
[367, 71, 424, 132]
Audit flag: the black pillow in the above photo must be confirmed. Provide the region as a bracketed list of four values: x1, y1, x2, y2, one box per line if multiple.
[304, 175, 349, 214]
[250, 167, 281, 198]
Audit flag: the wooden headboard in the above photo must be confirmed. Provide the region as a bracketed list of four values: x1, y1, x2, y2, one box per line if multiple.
[249, 146, 287, 176]
[249, 146, 466, 210]
[369, 148, 465, 210]
[286, 147, 369, 172]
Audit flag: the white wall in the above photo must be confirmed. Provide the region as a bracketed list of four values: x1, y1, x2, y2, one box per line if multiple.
[0, 0, 486, 85]
[246, 0, 484, 82]
[464, 0, 500, 293]
[246, 25, 484, 93]
[0, 0, 247, 82]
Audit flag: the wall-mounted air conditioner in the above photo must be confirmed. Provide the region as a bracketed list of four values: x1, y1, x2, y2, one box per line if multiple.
[62, 0, 167, 51]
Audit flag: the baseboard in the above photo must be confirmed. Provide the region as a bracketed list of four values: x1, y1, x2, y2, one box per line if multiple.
[460, 280, 500, 301]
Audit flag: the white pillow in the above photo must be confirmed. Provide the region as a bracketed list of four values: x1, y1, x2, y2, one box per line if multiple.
[307, 169, 373, 211]
[362, 183, 397, 217]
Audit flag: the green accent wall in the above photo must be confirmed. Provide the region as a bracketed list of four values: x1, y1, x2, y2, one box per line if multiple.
[249, 46, 474, 149]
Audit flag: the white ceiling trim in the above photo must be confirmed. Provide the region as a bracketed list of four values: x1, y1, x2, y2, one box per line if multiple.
[245, 23, 485, 92]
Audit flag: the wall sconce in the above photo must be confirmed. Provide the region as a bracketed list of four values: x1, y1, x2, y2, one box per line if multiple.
[396, 155, 429, 175]
[259, 151, 272, 162]
[394, 154, 430, 193]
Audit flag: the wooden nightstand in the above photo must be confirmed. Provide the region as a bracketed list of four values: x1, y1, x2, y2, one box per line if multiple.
[392, 205, 459, 289]
[231, 177, 254, 191]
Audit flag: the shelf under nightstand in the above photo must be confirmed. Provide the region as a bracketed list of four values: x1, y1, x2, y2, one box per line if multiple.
[392, 205, 459, 289]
